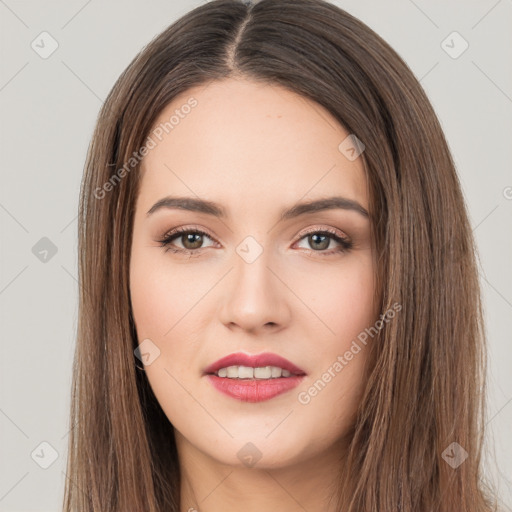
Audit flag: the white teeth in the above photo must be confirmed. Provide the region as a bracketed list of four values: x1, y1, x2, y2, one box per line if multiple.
[214, 365, 294, 379]
[253, 366, 271, 379]
[238, 366, 254, 379]
[227, 366, 239, 378]
[271, 366, 281, 378]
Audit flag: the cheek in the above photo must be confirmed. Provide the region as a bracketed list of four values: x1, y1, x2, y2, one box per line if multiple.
[293, 257, 376, 419]
[302, 255, 377, 345]
[130, 264, 180, 339]
[129, 253, 208, 423]
[129, 248, 217, 385]
[129, 246, 204, 340]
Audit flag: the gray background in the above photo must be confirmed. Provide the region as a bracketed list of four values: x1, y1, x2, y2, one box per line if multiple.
[0, 0, 511, 510]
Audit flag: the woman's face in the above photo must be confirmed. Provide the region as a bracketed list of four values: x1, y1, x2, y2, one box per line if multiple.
[130, 78, 377, 469]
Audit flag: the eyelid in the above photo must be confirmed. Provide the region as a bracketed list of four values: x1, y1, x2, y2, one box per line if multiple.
[160, 224, 214, 240]
[295, 225, 348, 240]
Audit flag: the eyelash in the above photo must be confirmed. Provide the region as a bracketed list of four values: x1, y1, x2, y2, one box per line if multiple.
[156, 225, 353, 258]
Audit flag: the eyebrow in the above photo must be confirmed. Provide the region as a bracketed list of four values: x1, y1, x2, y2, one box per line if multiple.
[146, 195, 369, 220]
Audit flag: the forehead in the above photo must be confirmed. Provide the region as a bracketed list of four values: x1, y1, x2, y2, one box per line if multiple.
[138, 78, 368, 214]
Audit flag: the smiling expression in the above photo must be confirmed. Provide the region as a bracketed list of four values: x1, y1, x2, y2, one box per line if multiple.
[129, 77, 378, 468]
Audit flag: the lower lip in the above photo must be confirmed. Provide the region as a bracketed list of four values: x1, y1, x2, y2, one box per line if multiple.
[206, 374, 305, 402]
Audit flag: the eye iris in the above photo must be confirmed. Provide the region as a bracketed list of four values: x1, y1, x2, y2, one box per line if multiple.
[183, 232, 203, 249]
[309, 233, 329, 250]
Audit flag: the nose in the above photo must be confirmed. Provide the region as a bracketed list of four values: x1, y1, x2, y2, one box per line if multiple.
[218, 245, 291, 334]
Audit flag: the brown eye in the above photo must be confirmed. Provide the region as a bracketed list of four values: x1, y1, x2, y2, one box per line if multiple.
[180, 232, 205, 250]
[295, 229, 352, 256]
[307, 233, 330, 251]
[158, 227, 216, 255]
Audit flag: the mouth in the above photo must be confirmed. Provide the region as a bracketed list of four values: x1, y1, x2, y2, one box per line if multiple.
[203, 352, 306, 402]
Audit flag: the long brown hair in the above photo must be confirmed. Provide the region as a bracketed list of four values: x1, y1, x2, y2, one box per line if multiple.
[62, 0, 497, 510]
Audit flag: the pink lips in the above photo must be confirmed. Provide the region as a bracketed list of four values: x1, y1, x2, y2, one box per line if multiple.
[203, 352, 306, 376]
[203, 352, 306, 403]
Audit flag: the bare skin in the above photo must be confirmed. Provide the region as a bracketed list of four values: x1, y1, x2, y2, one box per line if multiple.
[129, 77, 378, 511]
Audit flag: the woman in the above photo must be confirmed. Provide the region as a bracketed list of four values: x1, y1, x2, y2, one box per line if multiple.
[63, 0, 497, 510]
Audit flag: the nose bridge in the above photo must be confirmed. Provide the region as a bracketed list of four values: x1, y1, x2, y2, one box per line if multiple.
[218, 234, 289, 331]
[234, 235, 272, 292]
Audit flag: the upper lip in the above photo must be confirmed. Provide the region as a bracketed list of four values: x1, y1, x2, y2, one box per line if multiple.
[203, 352, 307, 376]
